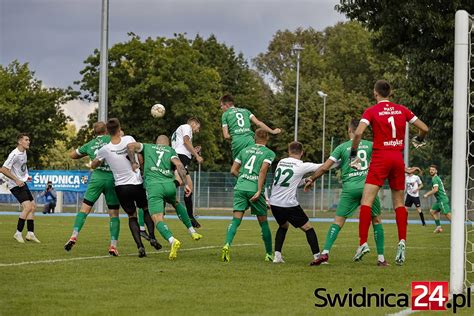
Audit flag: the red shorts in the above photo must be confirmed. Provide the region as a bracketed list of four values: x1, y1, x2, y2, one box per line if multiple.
[366, 150, 405, 190]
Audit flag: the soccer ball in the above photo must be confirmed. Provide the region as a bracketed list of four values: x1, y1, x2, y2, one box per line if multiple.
[151, 104, 166, 118]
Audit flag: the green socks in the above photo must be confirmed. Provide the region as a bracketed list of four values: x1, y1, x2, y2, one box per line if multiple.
[259, 221, 272, 255]
[109, 217, 120, 241]
[138, 208, 145, 228]
[225, 217, 242, 246]
[175, 203, 193, 229]
[156, 221, 173, 241]
[373, 223, 384, 255]
[73, 212, 88, 232]
[323, 224, 341, 253]
[435, 219, 441, 226]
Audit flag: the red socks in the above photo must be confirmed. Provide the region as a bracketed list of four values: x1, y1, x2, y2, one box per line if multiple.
[359, 205, 372, 245]
[395, 206, 407, 241]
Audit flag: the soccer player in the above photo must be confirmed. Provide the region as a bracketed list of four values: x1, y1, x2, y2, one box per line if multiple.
[423, 165, 451, 233]
[91, 118, 161, 258]
[305, 119, 388, 266]
[1, 133, 40, 243]
[171, 118, 203, 228]
[127, 135, 203, 260]
[221, 128, 275, 262]
[220, 94, 281, 160]
[268, 141, 323, 265]
[350, 80, 429, 265]
[64, 122, 121, 256]
[405, 166, 426, 226]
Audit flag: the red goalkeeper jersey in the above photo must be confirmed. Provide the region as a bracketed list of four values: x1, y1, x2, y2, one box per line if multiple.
[361, 100, 417, 151]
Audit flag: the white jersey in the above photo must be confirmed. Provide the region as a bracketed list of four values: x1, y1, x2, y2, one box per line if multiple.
[269, 157, 322, 208]
[405, 174, 422, 197]
[2, 148, 29, 189]
[96, 136, 142, 186]
[171, 124, 193, 158]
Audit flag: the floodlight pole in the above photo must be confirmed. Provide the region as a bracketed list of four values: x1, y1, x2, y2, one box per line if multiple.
[96, 0, 109, 214]
[293, 44, 303, 142]
[450, 9, 469, 295]
[318, 91, 327, 211]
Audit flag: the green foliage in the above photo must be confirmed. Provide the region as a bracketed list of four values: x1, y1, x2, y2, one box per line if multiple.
[254, 22, 405, 162]
[337, 0, 474, 169]
[0, 61, 74, 168]
[76, 34, 272, 170]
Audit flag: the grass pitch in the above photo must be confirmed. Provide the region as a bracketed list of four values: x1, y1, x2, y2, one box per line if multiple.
[0, 213, 468, 315]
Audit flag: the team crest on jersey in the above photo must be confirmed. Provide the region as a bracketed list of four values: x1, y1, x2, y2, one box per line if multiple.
[81, 175, 89, 184]
[21, 163, 27, 172]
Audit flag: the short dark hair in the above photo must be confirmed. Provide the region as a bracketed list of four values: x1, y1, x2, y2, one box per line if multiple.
[288, 141, 303, 155]
[349, 118, 359, 132]
[255, 128, 269, 142]
[220, 94, 234, 104]
[106, 118, 121, 136]
[429, 164, 438, 170]
[374, 80, 391, 98]
[17, 133, 29, 142]
[187, 117, 201, 125]
[93, 122, 107, 135]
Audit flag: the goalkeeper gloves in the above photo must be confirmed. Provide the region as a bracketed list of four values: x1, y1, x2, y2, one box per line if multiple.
[411, 135, 426, 149]
[349, 148, 361, 170]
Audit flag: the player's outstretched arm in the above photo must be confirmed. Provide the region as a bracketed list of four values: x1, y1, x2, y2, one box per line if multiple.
[304, 159, 335, 192]
[69, 149, 86, 160]
[230, 161, 241, 177]
[172, 158, 191, 197]
[126, 142, 142, 171]
[222, 126, 231, 140]
[0, 166, 24, 187]
[90, 159, 102, 169]
[183, 136, 203, 164]
[423, 186, 438, 198]
[250, 162, 271, 202]
[411, 119, 429, 148]
[250, 116, 281, 135]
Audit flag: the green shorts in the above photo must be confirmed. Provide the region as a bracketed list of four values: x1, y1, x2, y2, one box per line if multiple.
[232, 136, 255, 160]
[83, 170, 119, 208]
[233, 189, 267, 216]
[432, 198, 451, 214]
[336, 188, 381, 218]
[145, 181, 176, 215]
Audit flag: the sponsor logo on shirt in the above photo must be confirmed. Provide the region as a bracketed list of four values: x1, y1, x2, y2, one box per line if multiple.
[383, 139, 403, 147]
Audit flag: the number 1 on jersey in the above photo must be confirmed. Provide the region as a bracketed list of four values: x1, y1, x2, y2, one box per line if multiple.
[388, 116, 396, 138]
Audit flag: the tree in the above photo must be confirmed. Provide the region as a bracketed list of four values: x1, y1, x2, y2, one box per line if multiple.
[76, 33, 272, 170]
[0, 61, 73, 168]
[336, 0, 474, 169]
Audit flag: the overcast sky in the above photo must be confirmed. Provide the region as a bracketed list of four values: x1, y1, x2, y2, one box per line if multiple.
[1, 0, 345, 127]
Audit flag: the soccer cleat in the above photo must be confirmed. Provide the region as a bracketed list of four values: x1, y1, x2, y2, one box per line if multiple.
[13, 232, 25, 244]
[377, 260, 390, 267]
[221, 244, 230, 262]
[168, 239, 181, 260]
[191, 232, 203, 241]
[310, 253, 329, 266]
[273, 255, 285, 264]
[108, 245, 119, 257]
[353, 243, 370, 261]
[150, 239, 163, 250]
[25, 233, 41, 243]
[140, 230, 150, 241]
[191, 218, 201, 228]
[64, 237, 77, 251]
[395, 241, 406, 265]
[433, 226, 443, 233]
[264, 253, 273, 262]
[138, 247, 147, 258]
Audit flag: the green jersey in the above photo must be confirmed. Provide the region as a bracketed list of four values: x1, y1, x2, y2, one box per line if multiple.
[234, 144, 275, 192]
[221, 107, 254, 140]
[77, 135, 112, 173]
[432, 175, 449, 201]
[329, 139, 373, 190]
[142, 143, 178, 185]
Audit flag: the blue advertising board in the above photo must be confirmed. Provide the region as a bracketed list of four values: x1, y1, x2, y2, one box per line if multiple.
[27, 170, 91, 192]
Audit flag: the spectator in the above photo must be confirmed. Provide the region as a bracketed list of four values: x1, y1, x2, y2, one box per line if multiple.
[39, 181, 57, 214]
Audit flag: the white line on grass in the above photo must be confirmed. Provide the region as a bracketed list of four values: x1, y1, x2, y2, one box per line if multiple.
[387, 308, 418, 316]
[0, 243, 258, 267]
